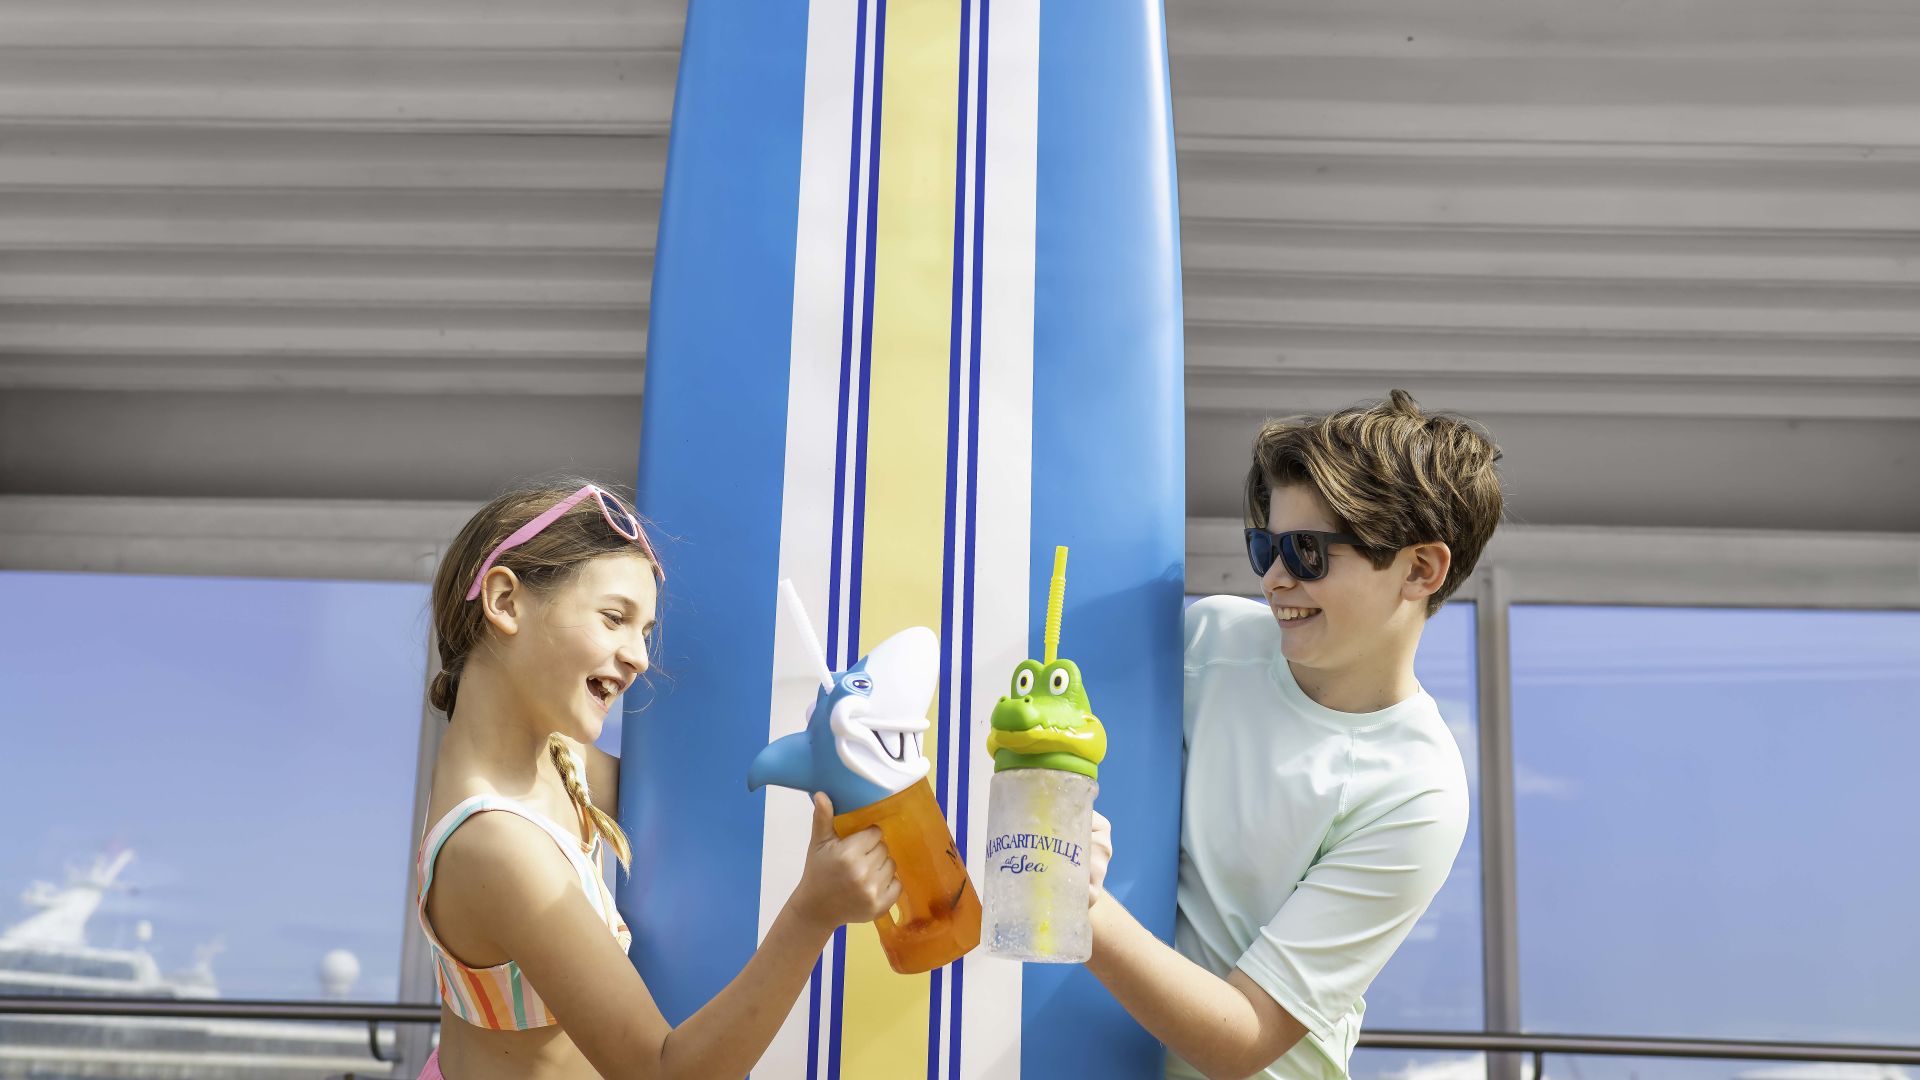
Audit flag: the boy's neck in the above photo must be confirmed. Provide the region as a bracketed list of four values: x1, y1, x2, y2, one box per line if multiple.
[1286, 629, 1424, 714]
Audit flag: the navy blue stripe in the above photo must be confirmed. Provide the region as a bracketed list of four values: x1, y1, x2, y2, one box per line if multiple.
[825, 0, 871, 708]
[846, 0, 888, 675]
[948, 957, 968, 1078]
[825, 926, 849, 1076]
[815, 0, 873, 1074]
[950, 3, 990, 1073]
[927, 0, 974, 1074]
[935, 0, 971, 877]
[806, 959, 825, 1080]
[830, 0, 888, 1074]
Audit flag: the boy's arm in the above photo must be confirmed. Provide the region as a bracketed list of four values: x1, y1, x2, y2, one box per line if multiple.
[1085, 894, 1306, 1080]
[1086, 782, 1467, 1080]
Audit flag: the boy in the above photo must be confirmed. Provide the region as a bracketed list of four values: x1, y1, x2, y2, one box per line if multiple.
[1086, 389, 1504, 1080]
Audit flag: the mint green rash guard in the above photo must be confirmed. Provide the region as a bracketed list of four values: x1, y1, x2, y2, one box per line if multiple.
[1167, 596, 1470, 1080]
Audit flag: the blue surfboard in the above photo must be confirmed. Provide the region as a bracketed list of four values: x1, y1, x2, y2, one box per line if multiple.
[622, 2, 1184, 1077]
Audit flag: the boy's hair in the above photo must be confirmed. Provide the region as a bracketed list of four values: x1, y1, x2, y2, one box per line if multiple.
[427, 478, 664, 870]
[1243, 389, 1503, 616]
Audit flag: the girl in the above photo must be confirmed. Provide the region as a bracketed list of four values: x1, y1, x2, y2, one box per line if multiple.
[416, 481, 899, 1079]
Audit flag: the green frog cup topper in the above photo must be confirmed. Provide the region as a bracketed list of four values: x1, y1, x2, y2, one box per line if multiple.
[981, 547, 1107, 962]
[987, 657, 1107, 779]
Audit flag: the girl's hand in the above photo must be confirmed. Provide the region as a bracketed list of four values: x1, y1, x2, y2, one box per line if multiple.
[1089, 809, 1113, 906]
[791, 793, 902, 931]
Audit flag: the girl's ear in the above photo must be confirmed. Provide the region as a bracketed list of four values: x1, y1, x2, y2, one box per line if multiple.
[479, 567, 525, 637]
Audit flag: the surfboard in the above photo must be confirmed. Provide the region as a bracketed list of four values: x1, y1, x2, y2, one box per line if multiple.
[622, 2, 1185, 1077]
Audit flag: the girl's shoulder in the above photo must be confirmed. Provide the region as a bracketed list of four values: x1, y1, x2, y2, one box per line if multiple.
[434, 803, 581, 889]
[423, 791, 590, 879]
[421, 798, 593, 967]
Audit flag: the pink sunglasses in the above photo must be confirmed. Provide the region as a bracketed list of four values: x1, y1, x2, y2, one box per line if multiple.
[465, 484, 663, 602]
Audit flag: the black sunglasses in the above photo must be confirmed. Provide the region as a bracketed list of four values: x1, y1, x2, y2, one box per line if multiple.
[1244, 527, 1363, 581]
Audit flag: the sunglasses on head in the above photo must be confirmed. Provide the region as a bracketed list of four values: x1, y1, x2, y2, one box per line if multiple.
[466, 484, 662, 602]
[1244, 527, 1363, 581]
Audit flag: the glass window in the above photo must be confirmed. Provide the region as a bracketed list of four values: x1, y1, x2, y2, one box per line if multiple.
[1512, 605, 1920, 1043]
[0, 571, 430, 1010]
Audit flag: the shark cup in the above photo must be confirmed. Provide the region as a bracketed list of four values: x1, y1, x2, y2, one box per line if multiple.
[749, 623, 982, 974]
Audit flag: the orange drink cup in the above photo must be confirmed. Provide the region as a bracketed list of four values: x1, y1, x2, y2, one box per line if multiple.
[833, 779, 982, 974]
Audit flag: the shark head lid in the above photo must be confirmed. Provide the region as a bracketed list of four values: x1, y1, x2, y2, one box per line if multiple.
[748, 624, 937, 813]
[984, 546, 1106, 780]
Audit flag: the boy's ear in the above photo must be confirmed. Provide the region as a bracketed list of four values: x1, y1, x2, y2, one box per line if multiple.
[1402, 541, 1451, 602]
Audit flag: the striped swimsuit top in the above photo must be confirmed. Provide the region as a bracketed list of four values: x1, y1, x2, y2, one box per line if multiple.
[415, 794, 632, 1031]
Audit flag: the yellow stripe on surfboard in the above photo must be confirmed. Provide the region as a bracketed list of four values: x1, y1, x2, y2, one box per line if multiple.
[840, 1, 963, 1077]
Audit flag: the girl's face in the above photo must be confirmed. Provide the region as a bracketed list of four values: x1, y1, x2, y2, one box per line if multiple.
[504, 553, 658, 745]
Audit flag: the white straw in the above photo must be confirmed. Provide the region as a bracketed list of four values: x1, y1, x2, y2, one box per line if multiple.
[778, 578, 836, 692]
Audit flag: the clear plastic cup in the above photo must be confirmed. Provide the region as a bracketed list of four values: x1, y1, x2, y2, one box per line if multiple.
[981, 768, 1094, 963]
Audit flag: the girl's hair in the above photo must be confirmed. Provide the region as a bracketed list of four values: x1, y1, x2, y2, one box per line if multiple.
[427, 479, 663, 870]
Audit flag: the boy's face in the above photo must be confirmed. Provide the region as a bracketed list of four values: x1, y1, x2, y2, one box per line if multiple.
[1258, 483, 1410, 671]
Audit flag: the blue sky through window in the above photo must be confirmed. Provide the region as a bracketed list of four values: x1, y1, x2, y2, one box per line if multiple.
[0, 570, 430, 1002]
[1512, 606, 1920, 1047]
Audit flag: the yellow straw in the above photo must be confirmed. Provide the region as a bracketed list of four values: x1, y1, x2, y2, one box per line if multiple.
[1044, 546, 1068, 663]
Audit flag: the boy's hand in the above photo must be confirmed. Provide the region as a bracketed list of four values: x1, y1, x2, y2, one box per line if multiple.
[1089, 809, 1113, 906]
[791, 793, 902, 931]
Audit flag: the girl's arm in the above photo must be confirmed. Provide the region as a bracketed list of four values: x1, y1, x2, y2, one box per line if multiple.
[584, 743, 619, 818]
[437, 793, 895, 1080]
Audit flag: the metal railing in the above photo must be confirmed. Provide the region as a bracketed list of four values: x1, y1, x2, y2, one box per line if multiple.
[1361, 1030, 1920, 1079]
[4, 996, 1918, 1073]
[0, 996, 438, 1022]
[0, 996, 438, 1068]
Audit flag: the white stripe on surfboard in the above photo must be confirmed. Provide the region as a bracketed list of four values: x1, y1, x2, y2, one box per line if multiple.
[762, 0, 1039, 1076]
[930, 0, 983, 1076]
[762, 0, 867, 1076]
[952, 0, 1039, 1077]
[832, 0, 880, 677]
[817, 0, 882, 1068]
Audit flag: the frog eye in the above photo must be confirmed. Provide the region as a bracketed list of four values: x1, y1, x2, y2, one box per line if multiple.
[1014, 668, 1035, 696]
[1048, 667, 1070, 695]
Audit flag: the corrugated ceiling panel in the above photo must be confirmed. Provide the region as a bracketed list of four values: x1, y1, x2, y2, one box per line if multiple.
[0, 0, 673, 394]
